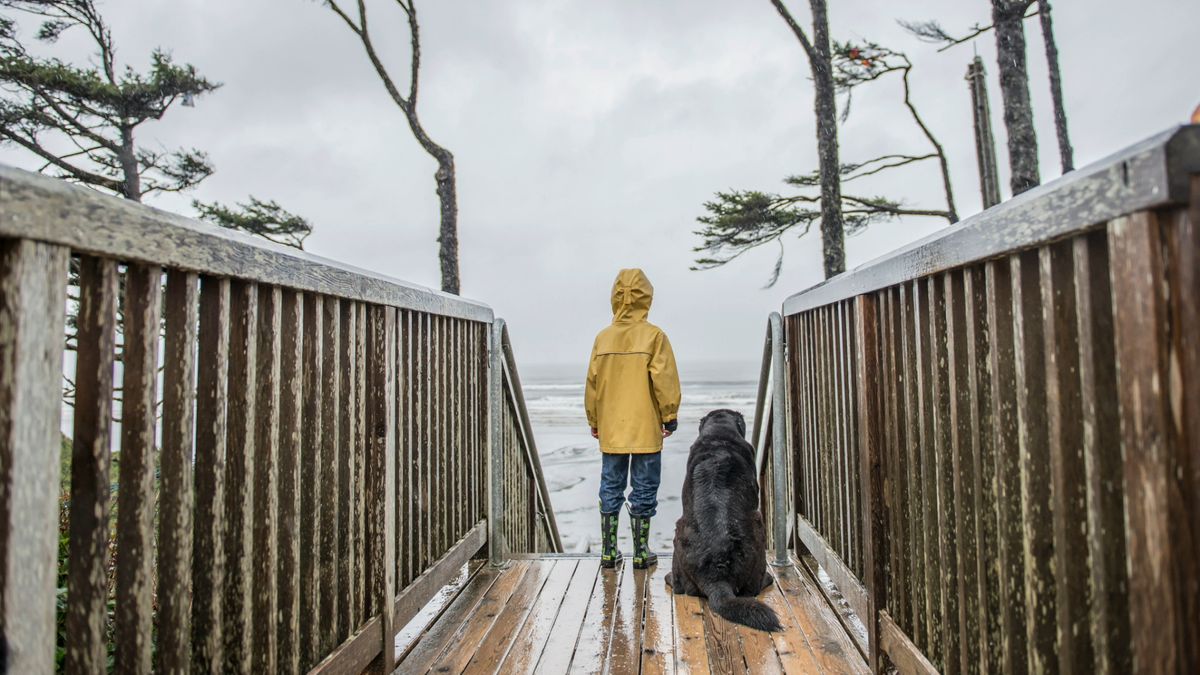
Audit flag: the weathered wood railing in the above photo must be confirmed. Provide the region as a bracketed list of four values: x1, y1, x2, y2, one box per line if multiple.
[764, 125, 1200, 674]
[489, 318, 562, 563]
[0, 164, 560, 674]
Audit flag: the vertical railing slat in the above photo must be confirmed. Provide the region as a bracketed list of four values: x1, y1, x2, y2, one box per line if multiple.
[157, 269, 199, 672]
[115, 263, 162, 675]
[0, 240, 68, 673]
[854, 294, 884, 674]
[1040, 241, 1095, 673]
[278, 289, 304, 674]
[320, 296, 341, 652]
[65, 256, 118, 673]
[366, 305, 397, 672]
[1011, 251, 1057, 674]
[223, 280, 257, 673]
[1072, 230, 1130, 675]
[300, 293, 324, 670]
[252, 285, 281, 673]
[1108, 211, 1194, 674]
[193, 276, 229, 673]
[930, 275, 960, 675]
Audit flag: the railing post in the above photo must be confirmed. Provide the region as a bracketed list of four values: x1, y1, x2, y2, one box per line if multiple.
[487, 319, 507, 566]
[768, 312, 790, 567]
[854, 294, 885, 674]
[0, 240, 68, 674]
[365, 306, 397, 672]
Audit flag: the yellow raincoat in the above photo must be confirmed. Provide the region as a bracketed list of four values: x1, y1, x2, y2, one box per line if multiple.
[585, 269, 681, 454]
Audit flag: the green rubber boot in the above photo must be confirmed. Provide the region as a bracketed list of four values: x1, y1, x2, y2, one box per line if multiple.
[630, 515, 658, 569]
[600, 511, 622, 569]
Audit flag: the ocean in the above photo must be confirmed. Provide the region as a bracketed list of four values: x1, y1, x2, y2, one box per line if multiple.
[522, 360, 760, 553]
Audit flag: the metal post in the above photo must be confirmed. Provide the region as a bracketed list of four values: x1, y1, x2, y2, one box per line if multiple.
[768, 312, 791, 567]
[487, 318, 508, 566]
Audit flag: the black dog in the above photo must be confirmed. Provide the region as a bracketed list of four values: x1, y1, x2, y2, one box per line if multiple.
[665, 409, 781, 631]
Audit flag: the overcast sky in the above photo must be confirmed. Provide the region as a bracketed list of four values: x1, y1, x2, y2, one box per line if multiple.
[3, 0, 1197, 377]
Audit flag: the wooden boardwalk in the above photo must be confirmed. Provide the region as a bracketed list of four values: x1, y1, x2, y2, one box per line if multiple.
[396, 556, 869, 674]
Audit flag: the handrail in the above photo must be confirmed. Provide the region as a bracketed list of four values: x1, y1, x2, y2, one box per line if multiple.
[770, 125, 1200, 674]
[784, 124, 1200, 316]
[0, 163, 492, 322]
[0, 166, 562, 674]
[752, 311, 790, 567]
[488, 318, 562, 565]
[497, 321, 564, 553]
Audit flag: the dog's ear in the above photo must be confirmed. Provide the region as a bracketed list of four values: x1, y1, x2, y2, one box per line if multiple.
[736, 414, 746, 437]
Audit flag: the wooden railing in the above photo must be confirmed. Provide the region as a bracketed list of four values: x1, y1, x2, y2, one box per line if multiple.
[765, 125, 1200, 674]
[0, 164, 560, 674]
[489, 318, 562, 562]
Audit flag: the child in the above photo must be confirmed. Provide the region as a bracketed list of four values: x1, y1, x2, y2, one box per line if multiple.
[585, 268, 681, 569]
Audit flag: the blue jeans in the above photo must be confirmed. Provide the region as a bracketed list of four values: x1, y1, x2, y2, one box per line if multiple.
[599, 452, 661, 517]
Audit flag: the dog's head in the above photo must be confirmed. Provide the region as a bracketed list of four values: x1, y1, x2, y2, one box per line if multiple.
[699, 409, 747, 438]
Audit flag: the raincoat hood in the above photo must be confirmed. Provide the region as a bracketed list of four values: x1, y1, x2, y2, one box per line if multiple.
[610, 268, 653, 322]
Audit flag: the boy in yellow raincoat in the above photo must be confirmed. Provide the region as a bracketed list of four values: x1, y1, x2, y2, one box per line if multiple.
[585, 269, 681, 569]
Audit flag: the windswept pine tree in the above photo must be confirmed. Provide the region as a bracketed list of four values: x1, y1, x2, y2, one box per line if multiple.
[693, 34, 958, 287]
[0, 0, 311, 247]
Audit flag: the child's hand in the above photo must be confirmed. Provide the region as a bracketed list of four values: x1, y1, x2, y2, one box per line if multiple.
[662, 428, 672, 438]
[591, 427, 599, 439]
[662, 419, 678, 438]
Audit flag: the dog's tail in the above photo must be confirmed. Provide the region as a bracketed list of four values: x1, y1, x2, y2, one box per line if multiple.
[704, 580, 781, 632]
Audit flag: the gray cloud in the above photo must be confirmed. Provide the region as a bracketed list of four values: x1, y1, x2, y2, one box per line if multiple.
[3, 0, 1197, 376]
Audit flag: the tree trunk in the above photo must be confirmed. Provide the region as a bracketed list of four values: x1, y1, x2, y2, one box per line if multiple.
[434, 154, 460, 295]
[404, 110, 460, 295]
[992, 0, 1040, 195]
[809, 0, 845, 278]
[1037, 0, 1073, 172]
[118, 125, 141, 202]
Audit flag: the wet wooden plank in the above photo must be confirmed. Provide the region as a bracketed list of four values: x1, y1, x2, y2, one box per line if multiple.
[0, 240, 67, 674]
[1039, 241, 1095, 674]
[64, 256, 118, 674]
[641, 562, 676, 675]
[397, 566, 503, 672]
[701, 598, 746, 675]
[606, 561, 648, 674]
[252, 285, 282, 673]
[498, 558, 579, 674]
[192, 275, 229, 673]
[321, 295, 342, 652]
[223, 280, 257, 672]
[157, 269, 199, 672]
[1010, 251, 1057, 674]
[535, 558, 602, 673]
[1108, 211, 1194, 674]
[278, 289, 305, 674]
[773, 563, 869, 675]
[464, 558, 557, 673]
[301, 293, 325, 670]
[568, 563, 623, 673]
[114, 263, 163, 674]
[735, 615, 784, 675]
[429, 560, 534, 673]
[983, 259, 1027, 675]
[673, 591, 711, 675]
[759, 574, 823, 675]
